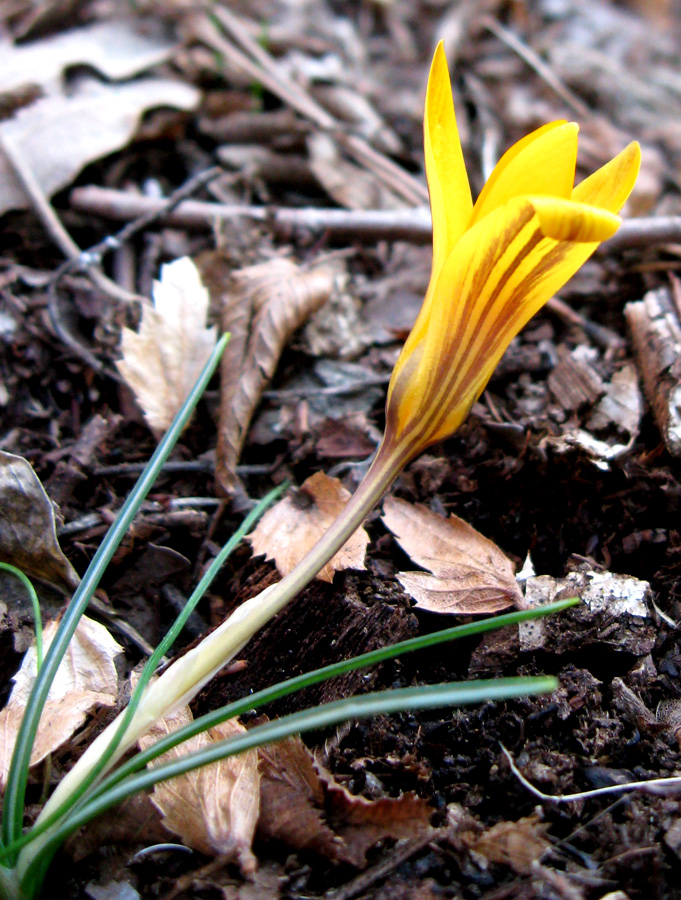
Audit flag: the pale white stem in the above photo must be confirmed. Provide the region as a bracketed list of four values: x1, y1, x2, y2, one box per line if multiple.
[18, 444, 399, 882]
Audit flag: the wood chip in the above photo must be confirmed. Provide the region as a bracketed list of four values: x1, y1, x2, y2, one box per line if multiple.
[625, 284, 681, 456]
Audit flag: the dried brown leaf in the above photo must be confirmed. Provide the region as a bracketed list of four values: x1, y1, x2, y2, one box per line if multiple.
[468, 813, 550, 874]
[258, 735, 432, 867]
[116, 257, 217, 438]
[0, 19, 177, 97]
[257, 735, 338, 859]
[319, 768, 433, 868]
[248, 471, 368, 582]
[0, 615, 122, 787]
[0, 78, 198, 216]
[138, 707, 259, 874]
[382, 496, 523, 614]
[213, 257, 334, 495]
[0, 450, 79, 593]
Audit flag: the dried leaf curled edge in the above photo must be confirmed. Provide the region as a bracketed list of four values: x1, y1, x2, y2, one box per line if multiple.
[382, 496, 523, 614]
[211, 256, 334, 495]
[258, 735, 432, 867]
[138, 706, 259, 875]
[0, 615, 122, 787]
[0, 450, 79, 593]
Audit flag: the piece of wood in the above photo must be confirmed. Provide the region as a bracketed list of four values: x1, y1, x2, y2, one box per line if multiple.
[625, 285, 681, 456]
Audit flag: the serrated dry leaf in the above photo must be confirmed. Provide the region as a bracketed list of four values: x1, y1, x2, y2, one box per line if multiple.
[116, 257, 217, 437]
[138, 707, 259, 874]
[0, 450, 79, 593]
[382, 496, 523, 614]
[210, 256, 334, 495]
[258, 735, 432, 867]
[248, 471, 368, 582]
[0, 77, 198, 216]
[0, 615, 122, 787]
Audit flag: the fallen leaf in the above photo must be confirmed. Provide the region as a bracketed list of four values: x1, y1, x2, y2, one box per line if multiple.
[0, 450, 79, 593]
[258, 735, 432, 867]
[0, 615, 122, 787]
[248, 471, 369, 582]
[116, 257, 218, 438]
[467, 813, 550, 874]
[0, 19, 177, 97]
[256, 734, 336, 859]
[203, 255, 334, 495]
[138, 707, 259, 874]
[382, 496, 523, 614]
[0, 77, 198, 217]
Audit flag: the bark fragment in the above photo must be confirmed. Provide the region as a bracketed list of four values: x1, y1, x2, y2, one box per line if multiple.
[625, 285, 681, 456]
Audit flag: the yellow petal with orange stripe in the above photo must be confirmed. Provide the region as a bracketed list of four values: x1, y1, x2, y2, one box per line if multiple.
[470, 122, 578, 226]
[381, 43, 641, 466]
[424, 41, 472, 277]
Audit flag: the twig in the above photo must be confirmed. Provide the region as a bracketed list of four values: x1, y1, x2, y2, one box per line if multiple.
[0, 132, 142, 307]
[481, 17, 593, 119]
[70, 185, 681, 251]
[40, 166, 222, 369]
[193, 8, 427, 206]
[46, 268, 109, 373]
[88, 165, 225, 262]
[323, 832, 438, 900]
[501, 744, 681, 803]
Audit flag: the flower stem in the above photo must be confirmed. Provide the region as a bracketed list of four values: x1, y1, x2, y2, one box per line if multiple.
[17, 441, 401, 888]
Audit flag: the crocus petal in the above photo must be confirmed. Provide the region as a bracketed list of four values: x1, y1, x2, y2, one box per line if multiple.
[529, 195, 621, 242]
[425, 41, 472, 277]
[571, 141, 641, 212]
[470, 122, 579, 226]
[386, 194, 622, 455]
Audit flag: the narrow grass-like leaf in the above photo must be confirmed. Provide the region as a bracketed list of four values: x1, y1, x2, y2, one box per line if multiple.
[94, 597, 578, 788]
[0, 596, 577, 866]
[21, 675, 557, 881]
[8, 482, 287, 861]
[0, 564, 43, 671]
[1, 333, 230, 855]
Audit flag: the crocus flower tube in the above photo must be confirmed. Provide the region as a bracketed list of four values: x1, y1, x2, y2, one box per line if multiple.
[23, 43, 640, 876]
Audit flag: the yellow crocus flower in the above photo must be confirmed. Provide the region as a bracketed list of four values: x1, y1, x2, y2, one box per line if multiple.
[384, 41, 640, 466]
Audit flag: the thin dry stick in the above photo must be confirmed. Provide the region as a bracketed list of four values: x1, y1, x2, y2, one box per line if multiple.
[501, 745, 681, 803]
[195, 8, 428, 206]
[69, 185, 681, 251]
[0, 133, 142, 307]
[481, 17, 593, 119]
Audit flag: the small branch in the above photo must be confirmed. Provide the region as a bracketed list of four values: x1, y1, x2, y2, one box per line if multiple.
[191, 9, 427, 206]
[0, 133, 142, 307]
[481, 17, 592, 119]
[70, 185, 681, 251]
[501, 745, 681, 803]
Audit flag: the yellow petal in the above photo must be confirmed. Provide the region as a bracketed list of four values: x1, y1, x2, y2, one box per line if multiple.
[529, 196, 621, 242]
[571, 141, 641, 213]
[386, 196, 614, 453]
[470, 122, 579, 226]
[424, 41, 472, 277]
